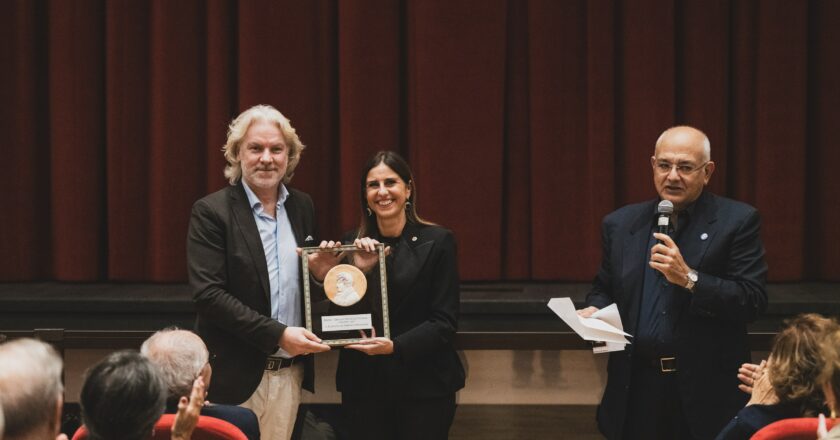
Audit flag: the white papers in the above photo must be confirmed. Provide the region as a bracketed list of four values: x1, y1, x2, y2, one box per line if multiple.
[321, 314, 373, 332]
[547, 298, 631, 353]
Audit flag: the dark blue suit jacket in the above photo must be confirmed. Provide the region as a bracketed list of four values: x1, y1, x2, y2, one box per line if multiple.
[586, 191, 768, 439]
[165, 401, 261, 440]
[714, 402, 801, 440]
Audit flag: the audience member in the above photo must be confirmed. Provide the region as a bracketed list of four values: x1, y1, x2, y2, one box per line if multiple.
[140, 328, 260, 439]
[0, 338, 67, 440]
[715, 314, 836, 439]
[170, 380, 206, 440]
[79, 350, 203, 440]
[817, 325, 840, 439]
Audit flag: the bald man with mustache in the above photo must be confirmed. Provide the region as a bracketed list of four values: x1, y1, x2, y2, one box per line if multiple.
[579, 126, 768, 439]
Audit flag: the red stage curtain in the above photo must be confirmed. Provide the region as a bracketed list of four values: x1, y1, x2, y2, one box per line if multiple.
[1, 0, 838, 282]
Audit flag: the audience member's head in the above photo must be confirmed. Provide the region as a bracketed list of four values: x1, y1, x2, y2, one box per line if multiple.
[140, 328, 211, 406]
[79, 351, 166, 440]
[767, 313, 838, 415]
[819, 326, 840, 418]
[0, 338, 64, 440]
[1, 398, 6, 439]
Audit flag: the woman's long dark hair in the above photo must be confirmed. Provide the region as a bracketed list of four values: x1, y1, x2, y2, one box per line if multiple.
[357, 151, 432, 238]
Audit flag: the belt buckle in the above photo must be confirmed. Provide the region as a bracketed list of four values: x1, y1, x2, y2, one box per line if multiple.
[266, 357, 297, 371]
[660, 357, 677, 373]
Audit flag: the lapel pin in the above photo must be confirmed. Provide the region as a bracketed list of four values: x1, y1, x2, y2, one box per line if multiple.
[305, 235, 314, 242]
[411, 236, 417, 242]
[700, 233, 708, 240]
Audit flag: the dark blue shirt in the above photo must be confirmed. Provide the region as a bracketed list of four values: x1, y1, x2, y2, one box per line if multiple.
[634, 206, 693, 359]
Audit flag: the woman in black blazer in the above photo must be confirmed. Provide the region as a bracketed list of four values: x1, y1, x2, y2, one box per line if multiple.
[335, 150, 465, 440]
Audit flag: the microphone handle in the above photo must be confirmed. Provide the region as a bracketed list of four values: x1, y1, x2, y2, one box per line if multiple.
[656, 214, 669, 244]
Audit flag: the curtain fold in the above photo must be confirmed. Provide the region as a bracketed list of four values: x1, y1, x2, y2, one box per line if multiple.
[49, 0, 106, 280]
[1, 0, 837, 282]
[3, 0, 52, 279]
[105, 0, 151, 279]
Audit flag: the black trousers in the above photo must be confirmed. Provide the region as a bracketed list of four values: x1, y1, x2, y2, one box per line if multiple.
[341, 393, 457, 440]
[623, 361, 695, 440]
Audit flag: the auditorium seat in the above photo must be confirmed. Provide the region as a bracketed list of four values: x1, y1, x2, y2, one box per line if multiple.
[71, 413, 248, 440]
[750, 417, 837, 440]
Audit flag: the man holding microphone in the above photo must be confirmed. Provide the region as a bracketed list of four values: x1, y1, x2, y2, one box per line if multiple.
[579, 126, 768, 439]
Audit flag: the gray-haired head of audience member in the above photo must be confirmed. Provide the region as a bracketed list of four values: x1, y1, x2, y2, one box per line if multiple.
[79, 351, 166, 440]
[0, 338, 64, 440]
[140, 328, 211, 406]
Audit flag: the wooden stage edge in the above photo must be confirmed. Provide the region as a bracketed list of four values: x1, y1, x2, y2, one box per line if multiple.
[1, 282, 837, 351]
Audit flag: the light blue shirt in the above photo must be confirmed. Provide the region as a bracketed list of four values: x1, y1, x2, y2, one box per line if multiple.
[242, 181, 301, 358]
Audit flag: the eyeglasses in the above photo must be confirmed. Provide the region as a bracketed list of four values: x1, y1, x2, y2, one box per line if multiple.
[653, 160, 708, 176]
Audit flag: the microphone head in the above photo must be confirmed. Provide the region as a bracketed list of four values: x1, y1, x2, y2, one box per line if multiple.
[657, 200, 674, 215]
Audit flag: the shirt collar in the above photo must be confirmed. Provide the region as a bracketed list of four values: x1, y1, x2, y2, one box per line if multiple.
[678, 191, 702, 222]
[241, 180, 288, 212]
[654, 191, 703, 230]
[653, 191, 703, 216]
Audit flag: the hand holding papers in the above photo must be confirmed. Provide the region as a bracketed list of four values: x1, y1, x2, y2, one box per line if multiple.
[547, 298, 632, 353]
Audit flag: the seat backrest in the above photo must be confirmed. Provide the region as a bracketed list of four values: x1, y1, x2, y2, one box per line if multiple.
[751, 417, 838, 440]
[71, 414, 248, 440]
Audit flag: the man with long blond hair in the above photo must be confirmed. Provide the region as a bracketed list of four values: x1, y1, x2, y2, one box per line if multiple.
[188, 105, 331, 440]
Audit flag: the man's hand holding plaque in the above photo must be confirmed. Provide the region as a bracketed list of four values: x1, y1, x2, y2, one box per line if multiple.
[299, 240, 345, 282]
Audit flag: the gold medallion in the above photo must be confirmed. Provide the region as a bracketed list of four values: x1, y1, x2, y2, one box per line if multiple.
[324, 264, 367, 307]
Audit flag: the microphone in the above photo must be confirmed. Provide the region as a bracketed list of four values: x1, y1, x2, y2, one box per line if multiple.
[656, 200, 674, 243]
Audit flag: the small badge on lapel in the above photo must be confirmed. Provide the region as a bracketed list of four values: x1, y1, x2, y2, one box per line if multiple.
[305, 235, 314, 242]
[700, 233, 708, 240]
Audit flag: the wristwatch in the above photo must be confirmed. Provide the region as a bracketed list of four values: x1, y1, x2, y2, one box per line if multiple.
[685, 269, 698, 292]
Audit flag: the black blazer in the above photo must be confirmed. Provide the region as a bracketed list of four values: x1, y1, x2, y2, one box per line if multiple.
[187, 183, 318, 404]
[586, 190, 768, 440]
[335, 222, 466, 399]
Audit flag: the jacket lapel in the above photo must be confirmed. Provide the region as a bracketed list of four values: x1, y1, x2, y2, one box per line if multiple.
[230, 184, 271, 301]
[284, 190, 305, 246]
[676, 191, 717, 270]
[389, 223, 434, 311]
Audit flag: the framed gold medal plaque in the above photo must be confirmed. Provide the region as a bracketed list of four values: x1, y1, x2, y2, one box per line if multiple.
[300, 244, 390, 346]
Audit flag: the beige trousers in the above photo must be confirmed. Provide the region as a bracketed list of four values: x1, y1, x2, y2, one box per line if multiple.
[239, 363, 303, 440]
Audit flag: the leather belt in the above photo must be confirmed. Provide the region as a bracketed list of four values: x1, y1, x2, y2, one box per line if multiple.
[265, 356, 301, 371]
